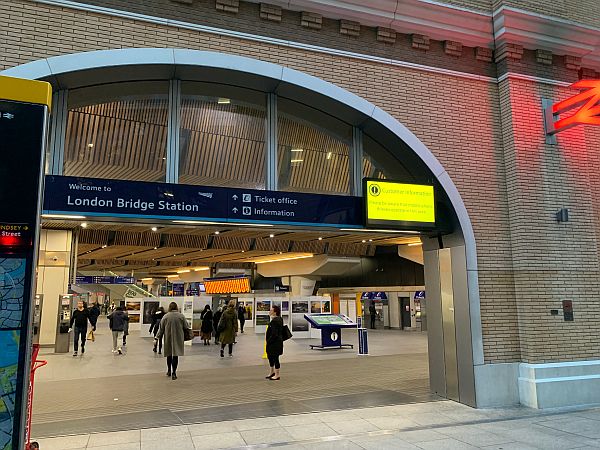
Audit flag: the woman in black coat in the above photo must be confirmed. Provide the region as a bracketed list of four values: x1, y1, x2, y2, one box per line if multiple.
[200, 305, 213, 345]
[212, 307, 223, 344]
[265, 305, 284, 380]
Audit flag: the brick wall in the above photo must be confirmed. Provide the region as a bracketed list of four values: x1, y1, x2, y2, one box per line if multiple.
[492, 0, 600, 28]
[5, 0, 600, 365]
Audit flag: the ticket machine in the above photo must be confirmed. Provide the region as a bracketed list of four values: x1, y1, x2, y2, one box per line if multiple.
[32, 294, 43, 344]
[55, 294, 73, 353]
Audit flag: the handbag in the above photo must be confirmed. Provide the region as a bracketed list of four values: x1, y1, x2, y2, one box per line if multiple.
[282, 325, 293, 341]
[217, 316, 227, 333]
[184, 327, 194, 341]
[87, 329, 95, 342]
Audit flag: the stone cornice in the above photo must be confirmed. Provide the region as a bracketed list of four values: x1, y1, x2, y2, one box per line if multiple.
[493, 6, 600, 69]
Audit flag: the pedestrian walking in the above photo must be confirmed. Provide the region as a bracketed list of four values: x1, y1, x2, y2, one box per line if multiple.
[369, 301, 377, 329]
[265, 305, 285, 380]
[213, 306, 223, 344]
[238, 303, 246, 333]
[156, 302, 191, 380]
[200, 305, 213, 345]
[108, 306, 129, 354]
[87, 302, 100, 342]
[122, 308, 129, 346]
[69, 300, 92, 357]
[150, 306, 166, 353]
[218, 300, 238, 358]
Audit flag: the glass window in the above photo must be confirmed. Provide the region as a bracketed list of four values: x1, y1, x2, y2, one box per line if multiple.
[64, 81, 169, 182]
[277, 98, 352, 195]
[363, 133, 413, 182]
[179, 82, 267, 189]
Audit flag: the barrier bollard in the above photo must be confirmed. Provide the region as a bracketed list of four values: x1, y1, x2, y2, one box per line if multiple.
[357, 328, 369, 355]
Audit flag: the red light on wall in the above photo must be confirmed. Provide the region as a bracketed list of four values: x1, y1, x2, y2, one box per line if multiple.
[0, 224, 32, 248]
[545, 79, 600, 135]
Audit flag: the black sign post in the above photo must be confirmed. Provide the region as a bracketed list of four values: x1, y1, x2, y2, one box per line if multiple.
[0, 76, 51, 450]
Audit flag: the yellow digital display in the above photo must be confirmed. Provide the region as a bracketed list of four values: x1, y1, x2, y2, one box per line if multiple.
[365, 180, 435, 227]
[204, 277, 251, 294]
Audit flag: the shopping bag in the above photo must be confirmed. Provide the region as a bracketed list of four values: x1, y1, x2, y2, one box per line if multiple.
[87, 329, 95, 342]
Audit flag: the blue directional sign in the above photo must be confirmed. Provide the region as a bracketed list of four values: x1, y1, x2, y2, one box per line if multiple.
[43, 176, 363, 228]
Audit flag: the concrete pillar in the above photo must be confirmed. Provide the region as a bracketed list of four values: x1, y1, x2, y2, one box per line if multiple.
[36, 230, 73, 346]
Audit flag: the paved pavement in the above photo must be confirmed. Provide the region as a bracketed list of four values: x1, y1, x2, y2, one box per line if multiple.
[33, 399, 600, 449]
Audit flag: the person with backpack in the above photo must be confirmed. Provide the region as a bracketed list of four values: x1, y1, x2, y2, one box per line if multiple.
[218, 300, 238, 358]
[265, 305, 287, 380]
[108, 306, 129, 355]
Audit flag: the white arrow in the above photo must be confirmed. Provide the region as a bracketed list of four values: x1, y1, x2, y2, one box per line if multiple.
[232, 195, 238, 200]
[232, 207, 238, 213]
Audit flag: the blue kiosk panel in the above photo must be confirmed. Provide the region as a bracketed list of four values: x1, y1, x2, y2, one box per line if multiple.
[304, 314, 357, 350]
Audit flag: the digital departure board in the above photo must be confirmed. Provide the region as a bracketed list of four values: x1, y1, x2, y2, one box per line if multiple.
[364, 179, 435, 229]
[203, 276, 251, 294]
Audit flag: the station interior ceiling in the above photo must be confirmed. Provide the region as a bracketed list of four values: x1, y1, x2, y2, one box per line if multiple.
[41, 219, 422, 278]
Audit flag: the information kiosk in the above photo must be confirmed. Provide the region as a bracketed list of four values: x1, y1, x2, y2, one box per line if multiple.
[303, 313, 357, 350]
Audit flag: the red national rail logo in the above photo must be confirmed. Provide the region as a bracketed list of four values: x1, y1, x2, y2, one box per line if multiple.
[545, 79, 600, 135]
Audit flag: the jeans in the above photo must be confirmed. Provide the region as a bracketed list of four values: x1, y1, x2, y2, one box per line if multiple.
[73, 326, 86, 352]
[112, 330, 123, 350]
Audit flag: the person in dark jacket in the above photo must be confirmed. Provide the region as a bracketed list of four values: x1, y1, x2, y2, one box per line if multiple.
[156, 302, 191, 380]
[88, 303, 100, 330]
[122, 309, 130, 346]
[218, 300, 238, 358]
[69, 300, 91, 357]
[108, 306, 129, 355]
[265, 305, 284, 380]
[212, 306, 223, 344]
[238, 303, 246, 334]
[150, 306, 166, 353]
[369, 301, 377, 329]
[200, 305, 213, 345]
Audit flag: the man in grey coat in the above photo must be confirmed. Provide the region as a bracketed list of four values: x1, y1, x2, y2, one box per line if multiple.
[108, 306, 129, 355]
[156, 302, 190, 380]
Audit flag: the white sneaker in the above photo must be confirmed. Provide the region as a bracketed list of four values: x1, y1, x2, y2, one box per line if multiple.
[111, 349, 116, 353]
[117, 348, 122, 355]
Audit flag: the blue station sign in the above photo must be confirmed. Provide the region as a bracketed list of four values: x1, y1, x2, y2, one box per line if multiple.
[43, 176, 363, 228]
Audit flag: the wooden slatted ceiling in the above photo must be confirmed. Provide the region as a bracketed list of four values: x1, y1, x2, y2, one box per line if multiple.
[278, 115, 349, 195]
[179, 99, 265, 188]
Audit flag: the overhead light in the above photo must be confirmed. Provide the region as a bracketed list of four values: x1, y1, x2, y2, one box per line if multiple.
[361, 240, 366, 243]
[101, 245, 107, 248]
[218, 98, 231, 104]
[326, 152, 332, 159]
[368, 239, 373, 242]
[290, 159, 303, 163]
[171, 220, 272, 227]
[141, 278, 153, 282]
[167, 274, 179, 278]
[408, 242, 422, 247]
[255, 254, 314, 264]
[318, 237, 323, 241]
[151, 227, 158, 232]
[162, 157, 166, 161]
[269, 234, 275, 238]
[241, 250, 245, 253]
[42, 214, 87, 220]
[81, 222, 88, 228]
[215, 231, 220, 235]
[340, 228, 419, 234]
[153, 247, 158, 250]
[193, 267, 209, 272]
[291, 148, 303, 152]
[228, 223, 273, 227]
[177, 269, 191, 274]
[87, 143, 94, 148]
[164, 192, 174, 197]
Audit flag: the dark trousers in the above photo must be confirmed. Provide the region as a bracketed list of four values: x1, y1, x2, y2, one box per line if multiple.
[240, 320, 245, 333]
[267, 353, 280, 369]
[166, 355, 179, 374]
[221, 343, 233, 354]
[73, 326, 87, 352]
[370, 316, 376, 329]
[153, 334, 163, 353]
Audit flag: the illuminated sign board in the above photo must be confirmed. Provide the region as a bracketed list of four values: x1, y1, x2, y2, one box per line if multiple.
[545, 79, 600, 135]
[364, 179, 435, 229]
[203, 276, 251, 294]
[0, 224, 32, 248]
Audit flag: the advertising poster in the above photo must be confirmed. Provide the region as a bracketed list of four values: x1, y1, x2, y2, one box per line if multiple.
[183, 300, 193, 313]
[292, 314, 309, 332]
[256, 300, 271, 312]
[292, 301, 308, 314]
[311, 301, 321, 314]
[255, 315, 270, 326]
[322, 301, 331, 313]
[128, 314, 140, 323]
[125, 301, 141, 311]
[281, 301, 289, 312]
[143, 301, 159, 325]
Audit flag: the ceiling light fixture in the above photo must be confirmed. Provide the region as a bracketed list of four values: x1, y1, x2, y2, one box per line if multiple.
[215, 231, 220, 235]
[81, 222, 88, 228]
[291, 148, 303, 152]
[151, 227, 158, 232]
[269, 234, 275, 238]
[318, 237, 323, 241]
[326, 152, 332, 159]
[362, 240, 366, 243]
[290, 159, 303, 163]
[101, 245, 107, 248]
[167, 274, 179, 278]
[87, 143, 94, 148]
[407, 242, 423, 247]
[194, 267, 209, 272]
[177, 269, 190, 274]
[255, 254, 314, 264]
[218, 98, 231, 104]
[42, 214, 87, 220]
[141, 277, 153, 282]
